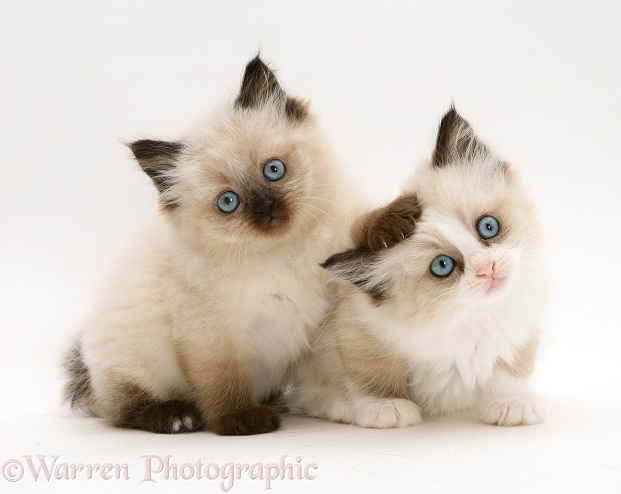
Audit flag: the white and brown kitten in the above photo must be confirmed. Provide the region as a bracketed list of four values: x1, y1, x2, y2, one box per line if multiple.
[286, 108, 548, 428]
[64, 56, 355, 435]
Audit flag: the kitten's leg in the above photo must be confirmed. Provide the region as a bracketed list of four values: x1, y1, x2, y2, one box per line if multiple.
[479, 339, 544, 426]
[179, 344, 280, 436]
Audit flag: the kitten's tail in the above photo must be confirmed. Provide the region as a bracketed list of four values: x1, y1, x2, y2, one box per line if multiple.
[62, 338, 95, 415]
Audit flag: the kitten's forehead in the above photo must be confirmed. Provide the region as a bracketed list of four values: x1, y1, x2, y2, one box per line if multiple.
[411, 158, 510, 217]
[417, 210, 480, 254]
[182, 104, 313, 186]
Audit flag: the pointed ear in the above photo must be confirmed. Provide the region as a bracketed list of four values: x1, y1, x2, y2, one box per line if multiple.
[129, 139, 183, 208]
[352, 193, 421, 252]
[235, 55, 308, 121]
[321, 248, 387, 302]
[432, 107, 491, 167]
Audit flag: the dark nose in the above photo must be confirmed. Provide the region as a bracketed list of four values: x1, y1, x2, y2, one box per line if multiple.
[255, 200, 274, 217]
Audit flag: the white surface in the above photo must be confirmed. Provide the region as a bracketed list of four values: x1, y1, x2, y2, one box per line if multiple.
[1, 1, 621, 492]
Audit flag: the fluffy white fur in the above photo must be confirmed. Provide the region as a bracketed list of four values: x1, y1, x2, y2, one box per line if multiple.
[286, 109, 548, 428]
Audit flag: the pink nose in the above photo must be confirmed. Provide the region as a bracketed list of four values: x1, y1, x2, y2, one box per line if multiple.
[476, 261, 496, 279]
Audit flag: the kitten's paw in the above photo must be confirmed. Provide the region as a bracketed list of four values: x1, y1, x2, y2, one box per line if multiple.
[120, 399, 205, 434]
[480, 395, 545, 426]
[354, 398, 422, 429]
[212, 405, 281, 435]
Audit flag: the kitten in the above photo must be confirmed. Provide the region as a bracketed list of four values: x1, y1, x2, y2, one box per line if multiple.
[64, 56, 355, 435]
[286, 108, 548, 428]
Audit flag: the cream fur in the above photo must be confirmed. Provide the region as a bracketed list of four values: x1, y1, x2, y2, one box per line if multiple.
[71, 65, 359, 430]
[287, 113, 548, 428]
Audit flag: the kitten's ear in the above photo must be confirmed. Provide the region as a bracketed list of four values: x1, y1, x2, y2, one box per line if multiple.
[321, 248, 387, 302]
[129, 139, 183, 207]
[235, 55, 309, 121]
[352, 193, 421, 252]
[432, 107, 491, 167]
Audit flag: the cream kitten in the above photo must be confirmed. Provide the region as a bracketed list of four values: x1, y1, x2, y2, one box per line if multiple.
[287, 108, 547, 428]
[64, 56, 354, 435]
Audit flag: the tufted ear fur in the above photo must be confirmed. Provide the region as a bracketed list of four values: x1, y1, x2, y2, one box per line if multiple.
[129, 139, 183, 208]
[235, 55, 309, 121]
[432, 107, 491, 168]
[351, 193, 421, 251]
[322, 193, 422, 303]
[321, 248, 387, 302]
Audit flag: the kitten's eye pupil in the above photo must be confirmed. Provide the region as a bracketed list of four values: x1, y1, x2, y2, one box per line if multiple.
[263, 159, 286, 182]
[476, 215, 500, 240]
[430, 255, 455, 278]
[217, 191, 240, 213]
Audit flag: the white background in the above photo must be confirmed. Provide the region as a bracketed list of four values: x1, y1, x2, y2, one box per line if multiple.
[1, 1, 621, 492]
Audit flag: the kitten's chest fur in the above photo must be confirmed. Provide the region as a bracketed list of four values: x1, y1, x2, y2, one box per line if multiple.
[381, 298, 538, 415]
[172, 238, 330, 400]
[242, 262, 329, 398]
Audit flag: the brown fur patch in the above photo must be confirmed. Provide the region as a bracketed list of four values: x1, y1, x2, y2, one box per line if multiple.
[321, 248, 387, 302]
[244, 185, 291, 235]
[432, 107, 490, 168]
[352, 193, 422, 251]
[499, 338, 539, 378]
[285, 96, 309, 121]
[62, 339, 94, 413]
[211, 406, 281, 436]
[115, 385, 204, 434]
[129, 139, 183, 209]
[177, 341, 281, 435]
[234, 56, 307, 122]
[338, 328, 410, 399]
[235, 56, 285, 110]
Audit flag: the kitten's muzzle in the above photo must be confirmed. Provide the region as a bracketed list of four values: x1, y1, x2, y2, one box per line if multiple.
[247, 192, 289, 233]
[254, 199, 275, 217]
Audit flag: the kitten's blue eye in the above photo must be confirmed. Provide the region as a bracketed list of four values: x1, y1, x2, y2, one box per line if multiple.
[430, 255, 455, 278]
[217, 191, 240, 213]
[263, 159, 286, 182]
[476, 215, 500, 240]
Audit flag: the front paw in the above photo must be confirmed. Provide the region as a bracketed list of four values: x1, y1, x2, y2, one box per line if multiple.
[480, 395, 545, 426]
[354, 398, 422, 429]
[211, 405, 281, 435]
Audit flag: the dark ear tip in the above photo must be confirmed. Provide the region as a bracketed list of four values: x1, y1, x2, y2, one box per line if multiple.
[128, 139, 151, 160]
[440, 105, 462, 126]
[245, 54, 269, 72]
[321, 248, 370, 270]
[320, 252, 341, 270]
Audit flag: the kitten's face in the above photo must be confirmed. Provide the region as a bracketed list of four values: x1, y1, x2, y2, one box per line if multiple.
[392, 162, 537, 321]
[130, 56, 340, 251]
[325, 109, 543, 324]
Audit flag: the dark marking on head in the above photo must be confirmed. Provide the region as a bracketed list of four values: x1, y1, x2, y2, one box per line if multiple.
[322, 248, 387, 303]
[244, 185, 291, 234]
[129, 139, 183, 209]
[115, 384, 205, 434]
[285, 96, 309, 121]
[352, 193, 422, 252]
[432, 106, 491, 168]
[235, 56, 285, 109]
[235, 55, 308, 121]
[62, 339, 94, 413]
